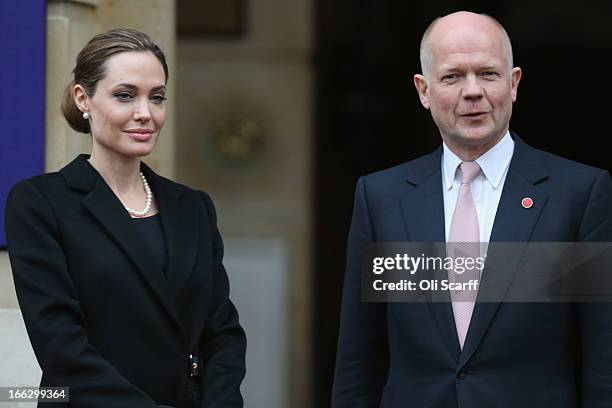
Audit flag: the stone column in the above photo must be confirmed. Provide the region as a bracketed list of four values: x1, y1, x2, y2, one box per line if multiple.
[46, 0, 100, 172]
[175, 0, 313, 405]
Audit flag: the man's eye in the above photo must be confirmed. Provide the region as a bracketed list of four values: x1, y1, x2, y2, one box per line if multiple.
[482, 71, 498, 78]
[113, 92, 133, 101]
[442, 74, 458, 81]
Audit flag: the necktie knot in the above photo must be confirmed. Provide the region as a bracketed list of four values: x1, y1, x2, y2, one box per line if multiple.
[459, 161, 481, 185]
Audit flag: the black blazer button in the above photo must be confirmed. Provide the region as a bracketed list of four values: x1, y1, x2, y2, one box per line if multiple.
[189, 354, 201, 378]
[457, 370, 467, 379]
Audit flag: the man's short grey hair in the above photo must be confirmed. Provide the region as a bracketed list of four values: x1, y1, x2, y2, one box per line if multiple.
[419, 13, 514, 79]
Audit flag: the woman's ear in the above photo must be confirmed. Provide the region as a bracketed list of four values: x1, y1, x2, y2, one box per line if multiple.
[72, 84, 90, 114]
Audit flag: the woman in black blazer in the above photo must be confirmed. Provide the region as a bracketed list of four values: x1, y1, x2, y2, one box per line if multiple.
[5, 29, 246, 408]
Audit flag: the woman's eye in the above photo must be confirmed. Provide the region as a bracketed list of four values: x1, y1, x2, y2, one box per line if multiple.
[113, 92, 133, 101]
[151, 95, 167, 103]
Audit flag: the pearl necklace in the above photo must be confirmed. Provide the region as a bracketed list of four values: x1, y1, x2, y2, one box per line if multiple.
[125, 172, 152, 217]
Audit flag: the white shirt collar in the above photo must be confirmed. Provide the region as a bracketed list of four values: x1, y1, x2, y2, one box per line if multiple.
[442, 131, 515, 190]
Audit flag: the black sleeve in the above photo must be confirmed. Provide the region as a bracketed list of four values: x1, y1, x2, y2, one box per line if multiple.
[5, 180, 158, 408]
[577, 170, 612, 407]
[198, 191, 247, 407]
[332, 177, 389, 407]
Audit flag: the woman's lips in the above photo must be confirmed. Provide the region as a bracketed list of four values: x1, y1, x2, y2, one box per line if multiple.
[125, 130, 154, 141]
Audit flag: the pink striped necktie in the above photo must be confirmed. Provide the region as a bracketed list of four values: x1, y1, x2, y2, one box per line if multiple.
[448, 161, 481, 350]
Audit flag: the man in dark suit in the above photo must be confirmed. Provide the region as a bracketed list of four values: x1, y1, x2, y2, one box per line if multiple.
[332, 11, 612, 407]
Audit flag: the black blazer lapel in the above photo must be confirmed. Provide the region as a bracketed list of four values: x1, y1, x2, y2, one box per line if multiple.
[400, 147, 461, 362]
[142, 164, 198, 300]
[61, 155, 185, 337]
[460, 135, 549, 366]
[400, 148, 446, 244]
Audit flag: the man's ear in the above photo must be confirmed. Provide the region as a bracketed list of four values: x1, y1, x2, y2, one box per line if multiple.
[413, 74, 430, 109]
[72, 84, 90, 114]
[510, 67, 522, 103]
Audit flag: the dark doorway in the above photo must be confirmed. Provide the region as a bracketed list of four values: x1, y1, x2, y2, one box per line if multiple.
[313, 1, 611, 406]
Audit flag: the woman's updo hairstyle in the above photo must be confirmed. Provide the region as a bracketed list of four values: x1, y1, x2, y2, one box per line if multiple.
[61, 28, 169, 134]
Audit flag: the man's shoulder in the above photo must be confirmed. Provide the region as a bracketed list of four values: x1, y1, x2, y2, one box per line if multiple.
[361, 147, 441, 187]
[516, 138, 608, 183]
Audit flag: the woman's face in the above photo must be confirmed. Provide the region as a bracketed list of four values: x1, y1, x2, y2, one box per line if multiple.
[75, 51, 167, 159]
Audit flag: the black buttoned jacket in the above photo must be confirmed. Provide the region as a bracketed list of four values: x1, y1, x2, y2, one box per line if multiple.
[5, 155, 246, 408]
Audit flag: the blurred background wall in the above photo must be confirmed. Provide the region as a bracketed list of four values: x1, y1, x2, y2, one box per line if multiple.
[173, 1, 313, 407]
[1, 0, 610, 407]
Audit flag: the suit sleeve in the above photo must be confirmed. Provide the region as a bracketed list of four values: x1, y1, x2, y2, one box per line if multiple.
[198, 191, 247, 408]
[5, 180, 158, 408]
[577, 170, 612, 407]
[332, 176, 389, 407]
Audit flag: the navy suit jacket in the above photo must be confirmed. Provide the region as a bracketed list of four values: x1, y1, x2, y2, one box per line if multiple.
[332, 133, 612, 407]
[5, 155, 246, 408]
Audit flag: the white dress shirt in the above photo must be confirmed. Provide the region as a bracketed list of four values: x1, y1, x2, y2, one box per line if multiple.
[442, 131, 515, 244]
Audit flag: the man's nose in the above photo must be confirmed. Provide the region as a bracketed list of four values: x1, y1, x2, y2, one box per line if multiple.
[460, 75, 484, 99]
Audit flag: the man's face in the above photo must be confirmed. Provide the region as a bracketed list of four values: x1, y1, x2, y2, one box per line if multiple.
[414, 18, 521, 152]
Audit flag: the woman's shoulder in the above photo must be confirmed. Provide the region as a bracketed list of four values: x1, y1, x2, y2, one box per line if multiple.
[10, 154, 90, 198]
[8, 172, 65, 200]
[5, 172, 66, 224]
[149, 172, 212, 201]
[149, 174, 217, 220]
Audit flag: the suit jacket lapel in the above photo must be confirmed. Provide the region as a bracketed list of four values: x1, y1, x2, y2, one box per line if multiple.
[142, 164, 199, 300]
[460, 135, 549, 366]
[61, 155, 185, 337]
[400, 147, 462, 362]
